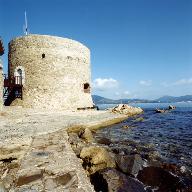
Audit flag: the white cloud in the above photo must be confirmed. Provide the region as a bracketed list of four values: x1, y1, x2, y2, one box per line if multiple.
[161, 78, 192, 87]
[93, 78, 119, 91]
[173, 78, 192, 85]
[139, 80, 152, 86]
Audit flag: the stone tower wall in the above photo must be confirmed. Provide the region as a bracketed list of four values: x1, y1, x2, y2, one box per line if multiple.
[0, 63, 3, 110]
[8, 34, 93, 110]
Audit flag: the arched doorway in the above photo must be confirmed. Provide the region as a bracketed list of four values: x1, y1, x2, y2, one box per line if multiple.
[14, 66, 25, 85]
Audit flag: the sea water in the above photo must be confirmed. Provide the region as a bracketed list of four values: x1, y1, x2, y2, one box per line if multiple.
[96, 102, 192, 172]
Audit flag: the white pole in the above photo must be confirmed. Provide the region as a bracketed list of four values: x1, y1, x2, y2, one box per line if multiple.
[24, 11, 28, 35]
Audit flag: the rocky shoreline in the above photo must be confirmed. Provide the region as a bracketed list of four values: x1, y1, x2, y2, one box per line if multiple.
[69, 128, 192, 192]
[68, 109, 192, 192]
[1, 105, 191, 191]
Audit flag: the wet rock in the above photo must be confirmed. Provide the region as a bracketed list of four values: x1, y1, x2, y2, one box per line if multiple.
[79, 128, 94, 143]
[111, 146, 132, 155]
[180, 166, 186, 173]
[90, 172, 108, 192]
[97, 137, 112, 145]
[68, 132, 87, 156]
[122, 125, 129, 129]
[80, 146, 116, 174]
[115, 154, 143, 176]
[161, 163, 178, 173]
[137, 166, 192, 191]
[177, 177, 192, 192]
[155, 109, 166, 113]
[148, 150, 161, 161]
[168, 105, 176, 110]
[109, 104, 143, 116]
[90, 168, 146, 192]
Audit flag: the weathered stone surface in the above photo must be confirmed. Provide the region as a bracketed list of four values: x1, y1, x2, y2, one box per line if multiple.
[90, 168, 146, 192]
[0, 108, 127, 192]
[8, 34, 93, 110]
[115, 154, 144, 176]
[79, 128, 94, 143]
[80, 146, 116, 174]
[0, 182, 6, 192]
[0, 144, 29, 162]
[109, 104, 143, 116]
[69, 132, 87, 156]
[0, 67, 3, 110]
[0, 130, 94, 192]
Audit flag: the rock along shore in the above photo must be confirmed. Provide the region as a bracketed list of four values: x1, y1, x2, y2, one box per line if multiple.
[0, 106, 130, 192]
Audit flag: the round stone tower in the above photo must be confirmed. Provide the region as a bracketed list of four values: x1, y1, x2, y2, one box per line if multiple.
[8, 34, 93, 110]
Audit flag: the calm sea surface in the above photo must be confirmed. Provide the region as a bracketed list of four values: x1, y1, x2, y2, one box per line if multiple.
[96, 102, 192, 172]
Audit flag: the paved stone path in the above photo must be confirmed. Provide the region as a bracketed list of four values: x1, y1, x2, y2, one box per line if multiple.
[3, 129, 94, 192]
[0, 107, 127, 191]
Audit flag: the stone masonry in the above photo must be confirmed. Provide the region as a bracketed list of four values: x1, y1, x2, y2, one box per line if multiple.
[8, 34, 93, 110]
[0, 63, 3, 110]
[0, 38, 4, 110]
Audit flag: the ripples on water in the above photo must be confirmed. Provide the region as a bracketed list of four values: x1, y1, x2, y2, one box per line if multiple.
[96, 103, 192, 171]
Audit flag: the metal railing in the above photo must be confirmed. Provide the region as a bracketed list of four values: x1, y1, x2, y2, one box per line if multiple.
[3, 74, 22, 87]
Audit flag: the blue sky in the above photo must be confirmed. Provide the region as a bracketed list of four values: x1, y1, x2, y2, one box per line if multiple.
[0, 0, 192, 99]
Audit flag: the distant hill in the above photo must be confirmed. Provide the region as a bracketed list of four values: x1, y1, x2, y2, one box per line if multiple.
[155, 95, 192, 103]
[92, 95, 117, 104]
[92, 95, 192, 104]
[92, 95, 152, 104]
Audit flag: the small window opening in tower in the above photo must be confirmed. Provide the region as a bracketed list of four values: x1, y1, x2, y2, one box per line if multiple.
[83, 83, 90, 93]
[42, 53, 45, 59]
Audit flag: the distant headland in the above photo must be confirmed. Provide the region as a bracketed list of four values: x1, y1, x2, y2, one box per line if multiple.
[92, 95, 192, 104]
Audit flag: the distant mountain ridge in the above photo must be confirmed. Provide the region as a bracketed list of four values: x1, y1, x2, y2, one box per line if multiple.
[92, 95, 153, 104]
[156, 95, 192, 103]
[92, 95, 192, 104]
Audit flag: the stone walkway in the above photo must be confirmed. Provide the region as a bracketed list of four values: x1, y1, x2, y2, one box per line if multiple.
[4, 129, 94, 192]
[0, 107, 127, 191]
